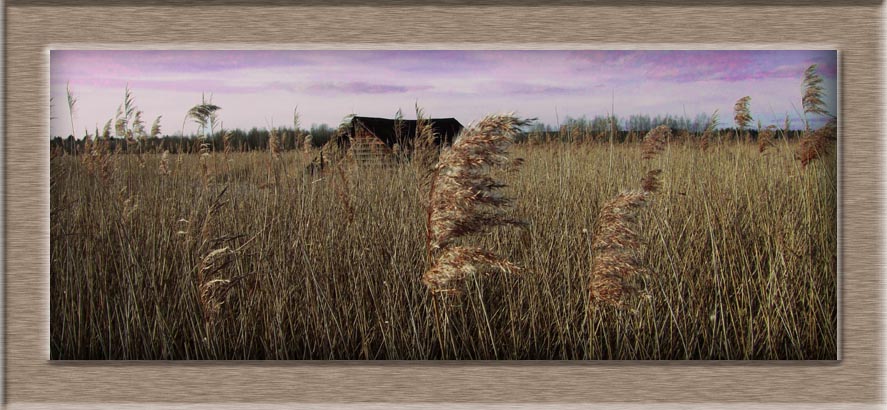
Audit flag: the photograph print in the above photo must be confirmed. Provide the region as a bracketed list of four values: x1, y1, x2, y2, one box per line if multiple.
[50, 49, 837, 360]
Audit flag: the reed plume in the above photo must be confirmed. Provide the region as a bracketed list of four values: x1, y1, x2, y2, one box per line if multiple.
[222, 131, 233, 158]
[117, 186, 139, 223]
[423, 246, 521, 293]
[422, 114, 530, 294]
[641, 169, 662, 193]
[802, 64, 828, 122]
[178, 186, 250, 327]
[589, 192, 648, 307]
[65, 81, 77, 138]
[733, 96, 752, 132]
[114, 85, 136, 139]
[797, 118, 837, 168]
[758, 125, 776, 153]
[81, 133, 94, 171]
[187, 96, 221, 139]
[159, 150, 171, 175]
[199, 137, 212, 187]
[186, 95, 223, 186]
[699, 110, 719, 152]
[131, 110, 145, 142]
[83, 133, 114, 183]
[150, 115, 162, 139]
[197, 244, 237, 325]
[588, 169, 660, 307]
[641, 125, 671, 160]
[412, 104, 440, 174]
[101, 119, 112, 139]
[268, 129, 281, 160]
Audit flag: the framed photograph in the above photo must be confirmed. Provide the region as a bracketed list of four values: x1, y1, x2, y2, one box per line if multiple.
[6, 0, 882, 408]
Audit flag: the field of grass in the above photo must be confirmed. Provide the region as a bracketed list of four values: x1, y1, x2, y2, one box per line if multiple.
[50, 138, 837, 359]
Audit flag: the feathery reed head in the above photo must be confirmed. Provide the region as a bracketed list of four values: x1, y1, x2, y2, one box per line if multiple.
[199, 278, 234, 323]
[803, 64, 828, 118]
[641, 169, 662, 193]
[700, 109, 719, 151]
[101, 119, 112, 139]
[150, 116, 162, 139]
[222, 131, 233, 156]
[422, 246, 520, 294]
[65, 81, 77, 112]
[65, 81, 78, 136]
[188, 93, 221, 138]
[758, 125, 776, 153]
[159, 150, 171, 175]
[199, 137, 213, 186]
[268, 129, 281, 160]
[426, 114, 531, 251]
[423, 113, 530, 294]
[411, 104, 440, 173]
[733, 96, 752, 130]
[589, 190, 650, 308]
[797, 118, 837, 168]
[131, 110, 145, 141]
[641, 125, 671, 160]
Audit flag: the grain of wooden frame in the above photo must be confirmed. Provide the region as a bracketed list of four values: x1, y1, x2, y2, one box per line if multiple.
[5, 1, 881, 408]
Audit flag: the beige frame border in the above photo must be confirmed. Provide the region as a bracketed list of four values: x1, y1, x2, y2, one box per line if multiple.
[6, 3, 881, 408]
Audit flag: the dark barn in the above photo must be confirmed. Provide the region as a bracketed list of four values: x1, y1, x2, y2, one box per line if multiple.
[337, 116, 464, 161]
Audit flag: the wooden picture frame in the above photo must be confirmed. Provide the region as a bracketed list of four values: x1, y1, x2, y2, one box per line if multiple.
[5, 1, 880, 408]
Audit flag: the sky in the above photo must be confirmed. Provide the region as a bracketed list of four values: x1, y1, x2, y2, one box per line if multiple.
[49, 50, 838, 137]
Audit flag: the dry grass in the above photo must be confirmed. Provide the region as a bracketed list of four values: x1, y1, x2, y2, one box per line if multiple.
[50, 135, 837, 360]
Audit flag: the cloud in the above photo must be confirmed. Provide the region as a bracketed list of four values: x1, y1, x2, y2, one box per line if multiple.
[304, 81, 432, 95]
[488, 82, 590, 96]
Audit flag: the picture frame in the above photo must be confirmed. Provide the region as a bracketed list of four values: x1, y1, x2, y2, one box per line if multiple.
[5, 0, 881, 408]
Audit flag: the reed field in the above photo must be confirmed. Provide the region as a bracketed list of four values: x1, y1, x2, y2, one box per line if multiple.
[50, 130, 837, 359]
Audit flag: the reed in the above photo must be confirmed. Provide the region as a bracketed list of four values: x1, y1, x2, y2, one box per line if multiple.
[422, 114, 530, 294]
[758, 125, 776, 153]
[802, 64, 828, 126]
[733, 96, 753, 134]
[641, 125, 671, 160]
[798, 118, 837, 168]
[588, 169, 660, 308]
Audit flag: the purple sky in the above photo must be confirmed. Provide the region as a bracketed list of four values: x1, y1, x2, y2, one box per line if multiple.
[50, 50, 837, 137]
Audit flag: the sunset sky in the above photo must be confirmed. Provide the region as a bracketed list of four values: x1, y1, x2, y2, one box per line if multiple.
[49, 50, 838, 137]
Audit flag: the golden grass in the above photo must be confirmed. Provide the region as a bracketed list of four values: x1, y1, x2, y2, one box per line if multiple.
[50, 138, 837, 359]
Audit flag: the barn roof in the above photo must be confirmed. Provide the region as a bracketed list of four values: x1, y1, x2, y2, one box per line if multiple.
[350, 116, 464, 147]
